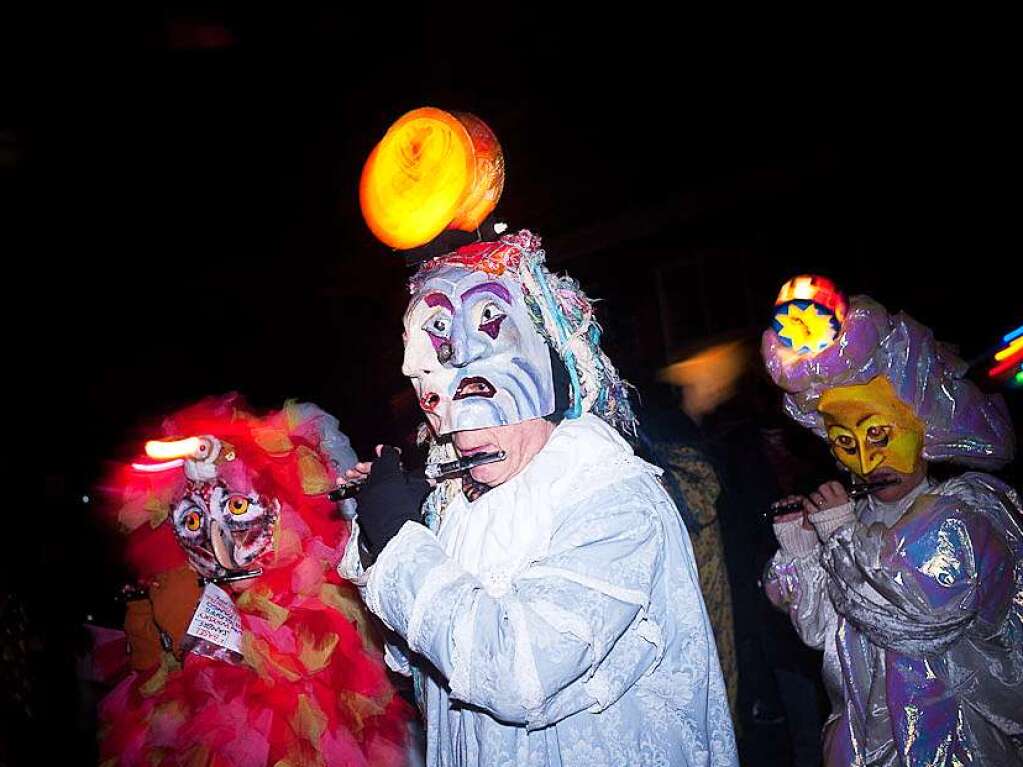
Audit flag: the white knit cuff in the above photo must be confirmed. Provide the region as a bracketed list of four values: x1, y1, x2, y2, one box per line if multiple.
[810, 502, 856, 542]
[773, 518, 820, 556]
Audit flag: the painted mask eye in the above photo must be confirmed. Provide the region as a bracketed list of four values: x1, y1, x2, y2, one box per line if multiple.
[866, 425, 891, 447]
[833, 434, 857, 454]
[480, 303, 504, 323]
[423, 311, 452, 339]
[477, 302, 506, 339]
[183, 509, 203, 531]
[226, 495, 250, 516]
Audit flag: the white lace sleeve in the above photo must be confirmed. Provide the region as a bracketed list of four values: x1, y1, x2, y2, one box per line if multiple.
[363, 485, 665, 730]
[336, 520, 414, 677]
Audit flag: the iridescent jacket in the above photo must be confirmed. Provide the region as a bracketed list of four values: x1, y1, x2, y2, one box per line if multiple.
[765, 473, 1023, 766]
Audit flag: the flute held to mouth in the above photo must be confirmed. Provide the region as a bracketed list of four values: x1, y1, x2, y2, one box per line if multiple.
[763, 477, 899, 521]
[328, 450, 507, 501]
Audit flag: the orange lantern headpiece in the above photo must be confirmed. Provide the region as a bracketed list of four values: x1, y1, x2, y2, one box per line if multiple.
[359, 108, 505, 250]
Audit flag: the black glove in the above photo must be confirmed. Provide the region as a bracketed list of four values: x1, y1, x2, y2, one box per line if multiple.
[356, 447, 430, 562]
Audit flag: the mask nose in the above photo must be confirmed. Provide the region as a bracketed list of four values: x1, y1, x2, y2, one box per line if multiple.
[857, 444, 884, 476]
[449, 323, 488, 368]
[210, 520, 238, 571]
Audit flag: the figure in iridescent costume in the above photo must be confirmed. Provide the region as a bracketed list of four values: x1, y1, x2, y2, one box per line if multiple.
[761, 287, 1022, 766]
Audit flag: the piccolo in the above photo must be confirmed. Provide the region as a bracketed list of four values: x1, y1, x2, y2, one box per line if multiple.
[116, 567, 265, 601]
[200, 568, 263, 586]
[764, 477, 900, 521]
[327, 450, 507, 501]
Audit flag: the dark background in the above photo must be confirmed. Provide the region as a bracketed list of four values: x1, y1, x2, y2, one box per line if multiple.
[3, 7, 1019, 765]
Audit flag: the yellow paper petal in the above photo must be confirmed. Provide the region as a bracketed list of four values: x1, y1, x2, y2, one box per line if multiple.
[139, 652, 181, 697]
[297, 628, 340, 674]
[291, 694, 328, 745]
[319, 584, 381, 653]
[241, 633, 270, 679]
[241, 634, 302, 683]
[338, 691, 387, 738]
[273, 528, 303, 566]
[237, 587, 290, 630]
[283, 399, 302, 430]
[296, 446, 331, 495]
[145, 495, 170, 528]
[252, 426, 293, 455]
[274, 741, 324, 767]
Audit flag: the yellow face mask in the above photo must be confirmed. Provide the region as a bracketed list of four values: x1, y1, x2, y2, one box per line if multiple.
[817, 376, 925, 478]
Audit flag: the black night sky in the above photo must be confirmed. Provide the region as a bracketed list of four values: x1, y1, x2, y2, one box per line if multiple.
[15, 10, 1020, 468]
[4, 8, 1020, 764]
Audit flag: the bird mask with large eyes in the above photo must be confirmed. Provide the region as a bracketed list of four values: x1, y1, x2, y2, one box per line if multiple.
[401, 261, 555, 435]
[135, 434, 281, 580]
[170, 480, 279, 580]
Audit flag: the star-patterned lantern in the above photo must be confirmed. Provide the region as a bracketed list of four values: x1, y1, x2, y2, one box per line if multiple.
[771, 275, 848, 355]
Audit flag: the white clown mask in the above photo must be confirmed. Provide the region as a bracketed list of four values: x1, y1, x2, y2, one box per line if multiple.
[402, 262, 556, 434]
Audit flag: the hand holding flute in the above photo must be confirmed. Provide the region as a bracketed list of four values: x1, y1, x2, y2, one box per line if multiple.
[764, 478, 898, 523]
[329, 448, 506, 501]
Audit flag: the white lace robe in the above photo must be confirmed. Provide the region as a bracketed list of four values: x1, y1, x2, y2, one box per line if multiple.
[339, 413, 738, 766]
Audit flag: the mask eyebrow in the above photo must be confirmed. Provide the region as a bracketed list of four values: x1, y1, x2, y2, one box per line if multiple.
[857, 414, 881, 427]
[424, 292, 454, 312]
[460, 281, 511, 304]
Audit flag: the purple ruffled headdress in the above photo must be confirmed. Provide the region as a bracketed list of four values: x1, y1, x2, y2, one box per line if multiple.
[762, 296, 1015, 469]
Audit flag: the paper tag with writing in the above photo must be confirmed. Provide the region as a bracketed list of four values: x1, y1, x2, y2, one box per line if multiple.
[185, 583, 244, 653]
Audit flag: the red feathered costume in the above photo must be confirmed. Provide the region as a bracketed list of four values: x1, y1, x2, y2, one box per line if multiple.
[98, 395, 410, 767]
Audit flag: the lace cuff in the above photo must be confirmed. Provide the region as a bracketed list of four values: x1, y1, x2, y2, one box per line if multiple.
[364, 520, 436, 631]
[337, 521, 368, 586]
[384, 642, 412, 677]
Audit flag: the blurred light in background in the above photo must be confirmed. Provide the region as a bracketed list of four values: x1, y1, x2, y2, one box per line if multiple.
[658, 340, 748, 422]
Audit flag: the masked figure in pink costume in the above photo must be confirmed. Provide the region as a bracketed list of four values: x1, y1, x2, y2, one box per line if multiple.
[762, 288, 1022, 766]
[98, 396, 410, 767]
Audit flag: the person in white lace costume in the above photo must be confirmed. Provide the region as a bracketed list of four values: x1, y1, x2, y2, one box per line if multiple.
[337, 231, 739, 766]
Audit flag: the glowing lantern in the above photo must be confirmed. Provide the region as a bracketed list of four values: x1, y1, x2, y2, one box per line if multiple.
[132, 436, 213, 473]
[447, 112, 505, 232]
[771, 275, 848, 355]
[359, 107, 505, 250]
[144, 437, 202, 460]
